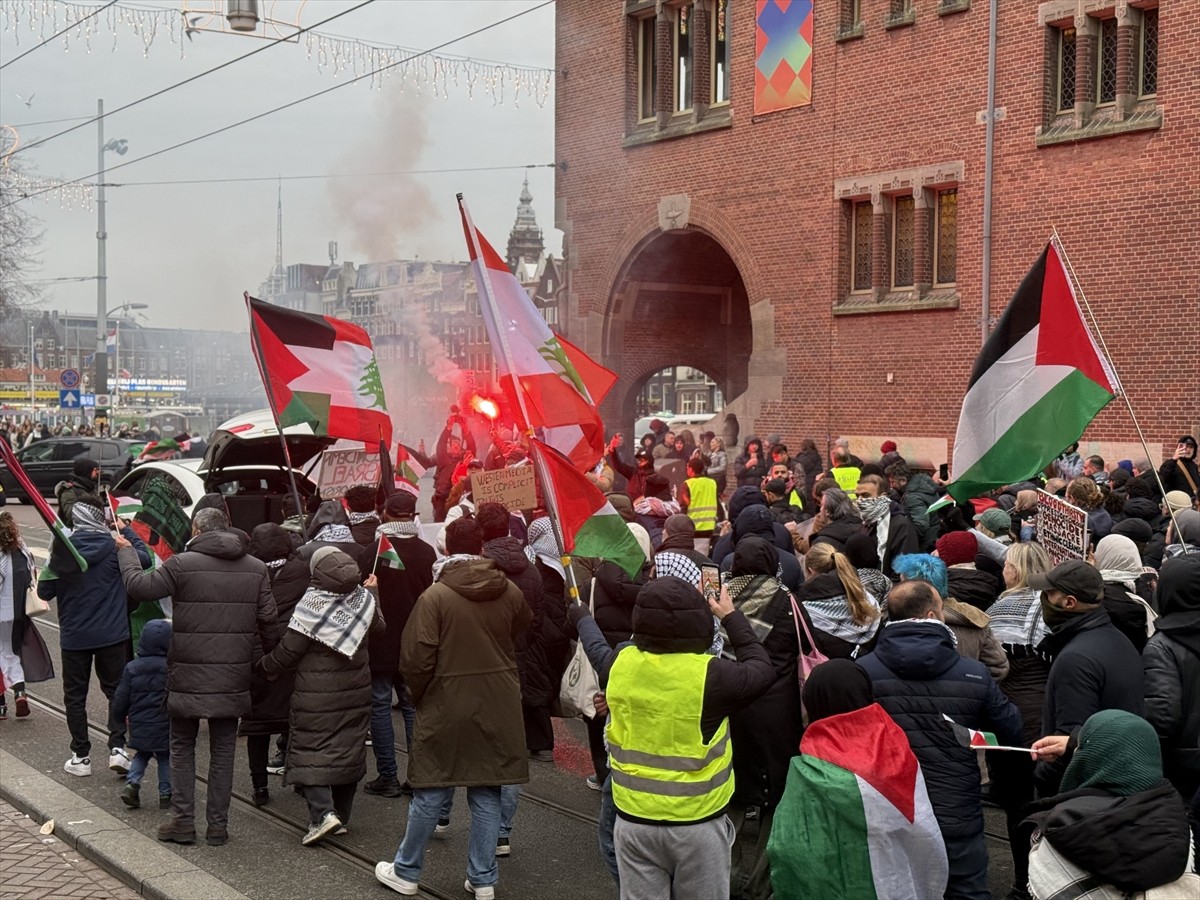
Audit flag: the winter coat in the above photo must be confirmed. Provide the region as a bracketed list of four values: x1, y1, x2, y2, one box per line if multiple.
[401, 557, 532, 787]
[1086, 508, 1113, 544]
[867, 504, 920, 579]
[900, 472, 941, 551]
[809, 516, 863, 554]
[259, 604, 383, 787]
[2, 547, 50, 680]
[119, 530, 278, 719]
[1100, 582, 1153, 653]
[858, 620, 1023, 839]
[1034, 609, 1144, 796]
[39, 527, 150, 651]
[112, 619, 171, 753]
[794, 571, 881, 659]
[946, 565, 1001, 612]
[942, 599, 1009, 681]
[54, 474, 97, 528]
[1159, 455, 1199, 499]
[239, 555, 309, 736]
[733, 440, 768, 488]
[349, 515, 381, 550]
[588, 560, 644, 648]
[717, 505, 803, 592]
[368, 530, 437, 676]
[535, 560, 573, 702]
[483, 536, 545, 703]
[298, 538, 370, 583]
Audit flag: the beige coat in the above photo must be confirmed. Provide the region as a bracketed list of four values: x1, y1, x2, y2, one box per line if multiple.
[944, 598, 1010, 682]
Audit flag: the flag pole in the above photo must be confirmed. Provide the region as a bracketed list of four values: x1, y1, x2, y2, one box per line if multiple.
[457, 194, 581, 602]
[1050, 233, 1186, 541]
[244, 292, 309, 534]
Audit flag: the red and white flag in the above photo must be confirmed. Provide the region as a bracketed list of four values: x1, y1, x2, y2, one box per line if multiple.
[458, 198, 616, 472]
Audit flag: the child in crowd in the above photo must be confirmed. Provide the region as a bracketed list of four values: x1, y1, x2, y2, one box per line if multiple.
[112, 618, 172, 809]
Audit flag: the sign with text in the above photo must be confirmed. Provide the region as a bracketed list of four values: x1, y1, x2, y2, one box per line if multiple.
[472, 465, 537, 510]
[1035, 490, 1089, 566]
[317, 448, 382, 499]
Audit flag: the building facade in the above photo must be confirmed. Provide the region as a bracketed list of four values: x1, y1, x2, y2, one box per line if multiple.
[555, 0, 1198, 466]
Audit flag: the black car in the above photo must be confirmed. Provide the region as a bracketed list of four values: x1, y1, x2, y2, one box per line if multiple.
[0, 437, 134, 503]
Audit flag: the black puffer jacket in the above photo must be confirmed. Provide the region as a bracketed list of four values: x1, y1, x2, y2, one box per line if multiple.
[368, 529, 436, 675]
[119, 529, 278, 719]
[587, 560, 645, 648]
[946, 566, 1000, 611]
[484, 536, 545, 703]
[111, 619, 171, 752]
[535, 560, 573, 706]
[1101, 582, 1152, 653]
[858, 620, 1023, 839]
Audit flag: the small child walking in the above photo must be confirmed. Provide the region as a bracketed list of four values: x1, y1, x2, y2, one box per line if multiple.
[112, 618, 172, 809]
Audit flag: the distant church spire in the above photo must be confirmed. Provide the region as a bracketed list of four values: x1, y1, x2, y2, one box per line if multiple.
[505, 175, 544, 275]
[265, 178, 285, 298]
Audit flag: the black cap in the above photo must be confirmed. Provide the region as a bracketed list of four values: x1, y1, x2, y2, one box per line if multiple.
[1028, 559, 1104, 603]
[383, 492, 417, 517]
[764, 478, 788, 497]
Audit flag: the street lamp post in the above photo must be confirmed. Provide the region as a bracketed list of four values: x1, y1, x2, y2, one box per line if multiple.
[95, 97, 128, 419]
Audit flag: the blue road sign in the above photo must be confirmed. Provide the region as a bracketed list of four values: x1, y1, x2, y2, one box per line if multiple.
[80, 393, 96, 407]
[60, 368, 81, 389]
[59, 389, 82, 408]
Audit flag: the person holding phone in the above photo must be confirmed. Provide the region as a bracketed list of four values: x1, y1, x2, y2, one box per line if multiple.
[1159, 435, 1199, 501]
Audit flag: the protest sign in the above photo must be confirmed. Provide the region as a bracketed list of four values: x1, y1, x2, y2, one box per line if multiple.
[472, 465, 537, 510]
[1035, 490, 1088, 565]
[317, 448, 382, 499]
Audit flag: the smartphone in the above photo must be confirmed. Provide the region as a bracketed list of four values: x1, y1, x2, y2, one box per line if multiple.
[700, 564, 721, 605]
[939, 463, 950, 481]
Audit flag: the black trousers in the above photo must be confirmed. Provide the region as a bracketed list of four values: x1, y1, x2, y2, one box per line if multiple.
[302, 783, 357, 827]
[523, 703, 554, 752]
[585, 712, 609, 784]
[60, 641, 128, 758]
[170, 716, 238, 829]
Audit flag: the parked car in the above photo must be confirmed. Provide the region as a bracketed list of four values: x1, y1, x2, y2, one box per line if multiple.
[0, 437, 133, 503]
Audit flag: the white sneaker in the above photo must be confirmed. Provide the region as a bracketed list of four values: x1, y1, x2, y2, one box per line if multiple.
[109, 748, 132, 774]
[374, 861, 419, 896]
[434, 816, 451, 835]
[301, 811, 342, 847]
[64, 755, 92, 777]
[463, 879, 495, 900]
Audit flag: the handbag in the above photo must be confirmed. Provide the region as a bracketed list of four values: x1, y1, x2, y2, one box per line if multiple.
[558, 578, 602, 719]
[790, 594, 829, 693]
[25, 590, 50, 618]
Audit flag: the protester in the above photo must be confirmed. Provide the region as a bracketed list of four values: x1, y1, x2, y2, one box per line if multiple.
[113, 619, 173, 810]
[343, 484, 382, 550]
[376, 517, 531, 899]
[54, 457, 99, 528]
[854, 474, 919, 579]
[886, 462, 940, 551]
[795, 542, 882, 659]
[936, 530, 1001, 611]
[431, 410, 476, 522]
[300, 499, 371, 580]
[0, 511, 53, 721]
[39, 495, 151, 777]
[719, 504, 804, 593]
[808, 487, 863, 553]
[706, 436, 729, 495]
[1094, 534, 1157, 652]
[828, 448, 862, 499]
[678, 457, 720, 549]
[117, 507, 278, 847]
[609, 444, 655, 501]
[734, 437, 768, 488]
[1159, 435, 1199, 500]
[1163, 508, 1199, 559]
[712, 487, 795, 563]
[1066, 476, 1112, 545]
[633, 474, 679, 549]
[526, 516, 573, 762]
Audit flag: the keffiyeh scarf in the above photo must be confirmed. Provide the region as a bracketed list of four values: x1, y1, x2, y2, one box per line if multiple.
[653, 551, 702, 584]
[432, 553, 484, 583]
[312, 524, 353, 544]
[71, 502, 110, 533]
[987, 587, 1047, 649]
[288, 585, 376, 658]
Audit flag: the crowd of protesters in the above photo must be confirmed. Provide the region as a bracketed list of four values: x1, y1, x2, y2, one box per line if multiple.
[1, 418, 1197, 900]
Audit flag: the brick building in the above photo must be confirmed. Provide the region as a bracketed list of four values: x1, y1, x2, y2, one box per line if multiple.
[555, 0, 1198, 468]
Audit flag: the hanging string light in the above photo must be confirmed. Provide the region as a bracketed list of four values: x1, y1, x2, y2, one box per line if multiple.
[1, 0, 554, 105]
[1, 125, 94, 209]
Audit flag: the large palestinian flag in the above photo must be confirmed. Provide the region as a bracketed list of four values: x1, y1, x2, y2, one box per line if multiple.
[946, 239, 1118, 502]
[768, 703, 948, 900]
[246, 294, 392, 447]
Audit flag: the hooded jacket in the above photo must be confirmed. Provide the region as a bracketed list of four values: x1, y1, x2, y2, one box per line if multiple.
[941, 599, 1009, 681]
[119, 529, 278, 719]
[899, 472, 941, 550]
[946, 565, 1001, 611]
[857, 620, 1023, 839]
[400, 557, 532, 787]
[53, 461, 97, 528]
[483, 535, 547, 704]
[809, 516, 864, 554]
[588, 559, 646, 648]
[717, 505, 803, 592]
[298, 501, 371, 581]
[367, 526, 437, 676]
[711, 486, 794, 562]
[111, 619, 172, 752]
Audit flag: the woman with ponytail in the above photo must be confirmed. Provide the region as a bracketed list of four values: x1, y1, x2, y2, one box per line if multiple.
[794, 542, 884, 658]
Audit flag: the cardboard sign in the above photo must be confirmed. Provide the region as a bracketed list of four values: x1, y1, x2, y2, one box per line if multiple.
[1035, 490, 1089, 566]
[317, 448, 382, 499]
[472, 465, 537, 510]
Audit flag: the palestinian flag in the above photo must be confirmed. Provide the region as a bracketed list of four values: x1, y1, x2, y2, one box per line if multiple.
[943, 715, 998, 748]
[246, 294, 392, 447]
[946, 239, 1118, 503]
[395, 443, 426, 496]
[108, 491, 143, 521]
[459, 198, 617, 472]
[0, 438, 87, 571]
[531, 439, 646, 579]
[375, 534, 405, 571]
[768, 703, 948, 900]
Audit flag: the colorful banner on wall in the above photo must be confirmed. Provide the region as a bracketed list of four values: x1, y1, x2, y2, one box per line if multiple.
[755, 0, 814, 114]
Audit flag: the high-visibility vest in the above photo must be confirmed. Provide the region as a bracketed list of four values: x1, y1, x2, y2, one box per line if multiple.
[606, 647, 734, 823]
[685, 476, 719, 533]
[832, 466, 862, 500]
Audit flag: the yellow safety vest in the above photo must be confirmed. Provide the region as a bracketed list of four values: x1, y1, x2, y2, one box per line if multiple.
[606, 647, 734, 823]
[685, 476, 719, 533]
[832, 466, 862, 500]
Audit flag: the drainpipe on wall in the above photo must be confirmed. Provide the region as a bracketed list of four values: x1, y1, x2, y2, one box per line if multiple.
[981, 0, 998, 346]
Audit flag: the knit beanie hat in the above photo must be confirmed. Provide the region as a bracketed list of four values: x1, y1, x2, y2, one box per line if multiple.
[72, 457, 99, 479]
[935, 530, 978, 566]
[632, 576, 713, 645]
[310, 546, 360, 593]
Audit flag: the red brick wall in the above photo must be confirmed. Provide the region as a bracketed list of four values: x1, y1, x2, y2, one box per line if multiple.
[556, 1, 1200, 461]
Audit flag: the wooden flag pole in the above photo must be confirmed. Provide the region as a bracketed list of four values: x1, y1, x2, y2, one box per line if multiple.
[1050, 233, 1186, 542]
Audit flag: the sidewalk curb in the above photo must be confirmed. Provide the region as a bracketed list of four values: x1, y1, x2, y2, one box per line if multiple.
[0, 748, 249, 900]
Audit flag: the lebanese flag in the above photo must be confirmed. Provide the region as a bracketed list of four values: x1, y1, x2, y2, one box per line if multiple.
[946, 239, 1118, 502]
[531, 439, 645, 579]
[768, 703, 948, 900]
[246, 294, 392, 447]
[458, 199, 617, 472]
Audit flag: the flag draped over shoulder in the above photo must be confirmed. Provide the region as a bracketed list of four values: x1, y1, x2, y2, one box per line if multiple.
[946, 239, 1118, 502]
[458, 199, 617, 472]
[531, 439, 645, 579]
[0, 439, 87, 571]
[246, 294, 392, 447]
[768, 703, 948, 900]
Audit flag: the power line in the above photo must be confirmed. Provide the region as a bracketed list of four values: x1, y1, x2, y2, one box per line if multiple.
[2, 0, 555, 210]
[3, 116, 95, 128]
[8, 0, 376, 159]
[109, 163, 557, 188]
[0, 0, 118, 72]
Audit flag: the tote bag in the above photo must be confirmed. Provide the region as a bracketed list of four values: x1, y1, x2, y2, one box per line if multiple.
[558, 579, 601, 719]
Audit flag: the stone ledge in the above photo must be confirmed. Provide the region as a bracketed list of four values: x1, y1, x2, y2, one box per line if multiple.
[835, 21, 865, 43]
[622, 110, 733, 148]
[834, 292, 961, 315]
[1036, 109, 1163, 147]
[937, 0, 971, 15]
[885, 8, 917, 30]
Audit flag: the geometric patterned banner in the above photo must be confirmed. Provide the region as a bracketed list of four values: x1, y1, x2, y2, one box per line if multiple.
[755, 0, 814, 114]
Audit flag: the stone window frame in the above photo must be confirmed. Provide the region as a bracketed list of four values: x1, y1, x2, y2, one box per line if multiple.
[833, 163, 964, 316]
[1036, 0, 1161, 148]
[837, 0, 865, 41]
[710, 0, 731, 107]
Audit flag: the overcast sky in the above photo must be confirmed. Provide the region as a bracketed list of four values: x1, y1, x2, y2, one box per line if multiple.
[0, 0, 557, 331]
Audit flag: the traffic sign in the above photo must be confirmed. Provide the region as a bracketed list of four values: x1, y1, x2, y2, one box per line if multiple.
[60, 368, 81, 389]
[95, 393, 112, 409]
[59, 389, 82, 408]
[80, 393, 96, 407]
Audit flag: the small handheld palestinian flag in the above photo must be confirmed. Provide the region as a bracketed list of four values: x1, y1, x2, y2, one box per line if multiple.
[942, 715, 1027, 752]
[108, 491, 143, 524]
[375, 534, 405, 573]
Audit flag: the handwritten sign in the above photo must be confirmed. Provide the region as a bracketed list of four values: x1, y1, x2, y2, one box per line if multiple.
[317, 448, 382, 499]
[472, 465, 537, 510]
[1035, 490, 1088, 566]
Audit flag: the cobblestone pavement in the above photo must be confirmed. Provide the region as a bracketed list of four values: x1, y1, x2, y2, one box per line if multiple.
[0, 799, 139, 900]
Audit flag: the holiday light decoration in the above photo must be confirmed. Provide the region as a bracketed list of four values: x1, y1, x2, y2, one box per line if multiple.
[0, 0, 554, 106]
[1, 126, 94, 209]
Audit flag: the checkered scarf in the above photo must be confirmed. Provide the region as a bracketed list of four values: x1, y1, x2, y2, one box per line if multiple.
[288, 585, 376, 659]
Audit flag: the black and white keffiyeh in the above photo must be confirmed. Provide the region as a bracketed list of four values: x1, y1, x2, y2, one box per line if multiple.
[288, 585, 376, 658]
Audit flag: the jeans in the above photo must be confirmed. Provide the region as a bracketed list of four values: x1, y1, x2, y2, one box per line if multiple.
[371, 673, 414, 777]
[128, 750, 171, 796]
[169, 716, 238, 830]
[394, 786, 501, 887]
[303, 783, 357, 827]
[598, 775, 619, 885]
[60, 642, 128, 758]
[438, 784, 521, 838]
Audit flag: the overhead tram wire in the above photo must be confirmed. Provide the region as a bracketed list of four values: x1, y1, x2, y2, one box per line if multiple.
[111, 163, 557, 187]
[7, 0, 378, 159]
[0, 0, 555, 211]
[0, 0, 119, 72]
